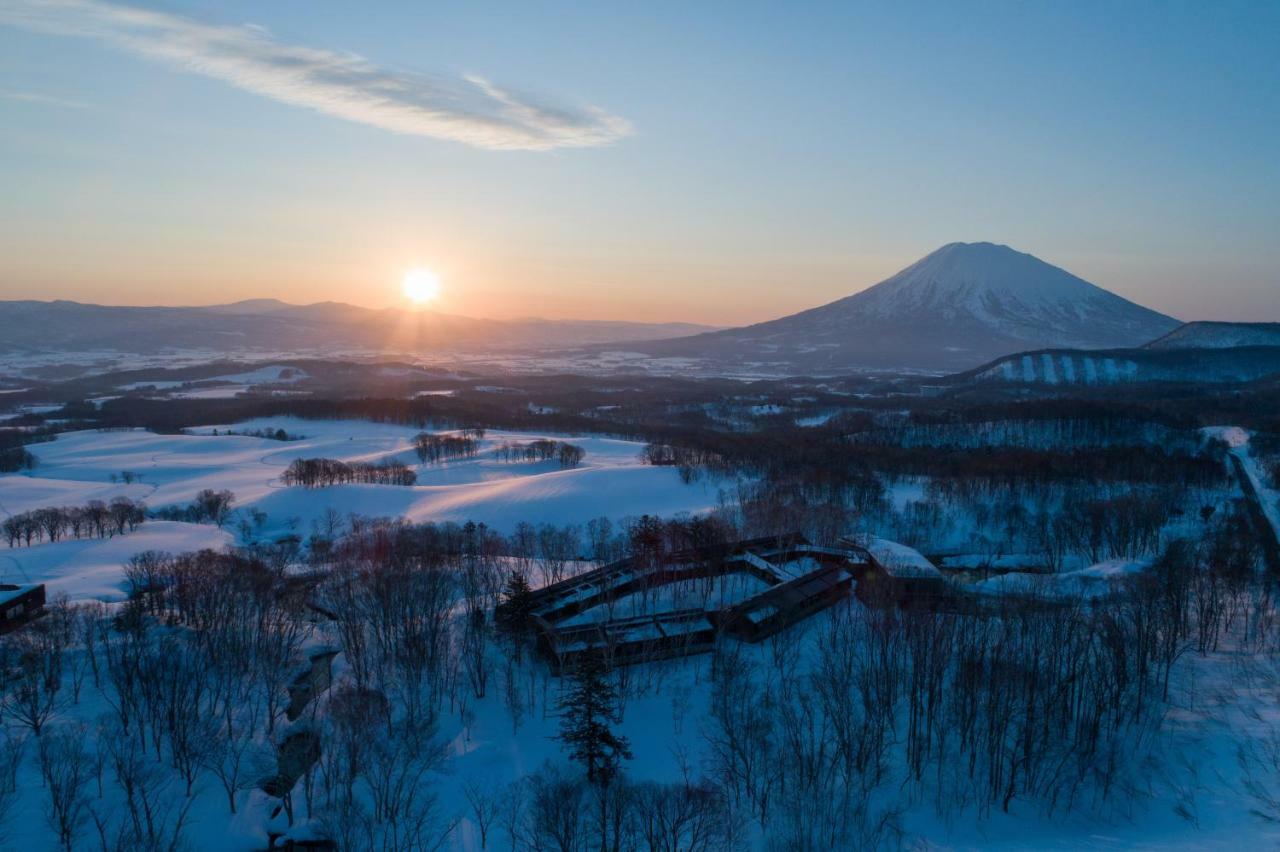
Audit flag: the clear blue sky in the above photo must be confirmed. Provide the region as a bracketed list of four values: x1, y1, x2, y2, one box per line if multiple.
[1, 0, 1277, 323]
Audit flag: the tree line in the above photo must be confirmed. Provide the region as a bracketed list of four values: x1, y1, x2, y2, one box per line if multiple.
[282, 458, 418, 488]
[640, 443, 726, 482]
[2, 497, 146, 548]
[413, 432, 480, 464]
[0, 447, 35, 473]
[150, 488, 236, 527]
[0, 429, 50, 473]
[207, 426, 302, 441]
[494, 440, 586, 469]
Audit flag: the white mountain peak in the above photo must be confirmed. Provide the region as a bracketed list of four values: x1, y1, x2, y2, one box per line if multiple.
[860, 242, 1107, 315]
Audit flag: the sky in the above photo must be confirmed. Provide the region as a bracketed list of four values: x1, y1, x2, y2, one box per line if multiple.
[0, 0, 1277, 325]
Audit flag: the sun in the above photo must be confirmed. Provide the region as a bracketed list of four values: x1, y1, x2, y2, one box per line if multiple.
[402, 268, 441, 305]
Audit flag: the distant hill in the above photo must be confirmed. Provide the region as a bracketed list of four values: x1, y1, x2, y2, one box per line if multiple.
[0, 299, 717, 355]
[617, 242, 1180, 373]
[955, 344, 1280, 387]
[1144, 321, 1280, 350]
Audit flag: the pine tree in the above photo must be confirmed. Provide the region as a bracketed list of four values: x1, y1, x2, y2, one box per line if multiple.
[555, 651, 632, 789]
[495, 571, 535, 633]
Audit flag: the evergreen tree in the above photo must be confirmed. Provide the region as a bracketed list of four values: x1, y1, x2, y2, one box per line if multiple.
[555, 651, 632, 789]
[495, 570, 535, 634]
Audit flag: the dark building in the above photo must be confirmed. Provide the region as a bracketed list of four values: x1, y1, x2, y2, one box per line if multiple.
[0, 583, 46, 634]
[522, 535, 869, 672]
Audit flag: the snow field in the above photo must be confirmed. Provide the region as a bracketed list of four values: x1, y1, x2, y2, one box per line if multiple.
[0, 521, 234, 600]
[1, 418, 719, 599]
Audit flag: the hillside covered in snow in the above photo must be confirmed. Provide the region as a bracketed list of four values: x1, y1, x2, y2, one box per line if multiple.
[1145, 321, 1280, 350]
[958, 344, 1280, 387]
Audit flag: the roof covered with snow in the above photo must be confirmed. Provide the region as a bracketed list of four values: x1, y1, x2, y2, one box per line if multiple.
[850, 536, 943, 579]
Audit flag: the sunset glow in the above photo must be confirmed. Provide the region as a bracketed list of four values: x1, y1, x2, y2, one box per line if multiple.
[402, 268, 441, 305]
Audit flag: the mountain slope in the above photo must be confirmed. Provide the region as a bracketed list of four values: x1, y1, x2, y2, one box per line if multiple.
[954, 345, 1280, 387]
[0, 300, 717, 355]
[629, 242, 1180, 372]
[1144, 321, 1280, 350]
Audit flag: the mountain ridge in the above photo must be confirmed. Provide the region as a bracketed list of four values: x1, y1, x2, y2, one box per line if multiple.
[0, 299, 718, 354]
[1144, 321, 1280, 350]
[952, 343, 1280, 388]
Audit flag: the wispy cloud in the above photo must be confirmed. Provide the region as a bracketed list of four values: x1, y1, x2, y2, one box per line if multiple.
[0, 89, 91, 109]
[0, 0, 632, 150]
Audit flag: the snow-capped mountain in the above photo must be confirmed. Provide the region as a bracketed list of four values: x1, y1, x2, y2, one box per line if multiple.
[628, 242, 1180, 372]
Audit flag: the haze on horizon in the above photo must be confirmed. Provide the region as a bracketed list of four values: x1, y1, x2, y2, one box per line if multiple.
[1, 0, 1278, 326]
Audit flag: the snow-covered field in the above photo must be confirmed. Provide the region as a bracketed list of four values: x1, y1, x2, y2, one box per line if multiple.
[0, 418, 719, 599]
[969, 556, 1150, 600]
[3, 417, 1278, 850]
[117, 365, 310, 399]
[0, 521, 233, 601]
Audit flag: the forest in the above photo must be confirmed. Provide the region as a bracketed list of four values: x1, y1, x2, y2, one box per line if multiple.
[0, 374, 1277, 849]
[0, 489, 1271, 850]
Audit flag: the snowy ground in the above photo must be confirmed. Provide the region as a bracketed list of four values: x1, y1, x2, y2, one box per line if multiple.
[969, 557, 1151, 600]
[0, 521, 233, 601]
[0, 418, 720, 599]
[8, 593, 1279, 852]
[117, 365, 310, 399]
[3, 419, 1278, 849]
[1206, 426, 1280, 545]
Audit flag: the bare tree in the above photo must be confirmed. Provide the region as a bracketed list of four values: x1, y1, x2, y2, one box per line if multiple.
[99, 717, 195, 850]
[39, 724, 93, 852]
[525, 763, 589, 852]
[3, 620, 67, 735]
[0, 731, 26, 843]
[358, 723, 456, 852]
[463, 778, 502, 849]
[630, 779, 733, 852]
[201, 718, 265, 814]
